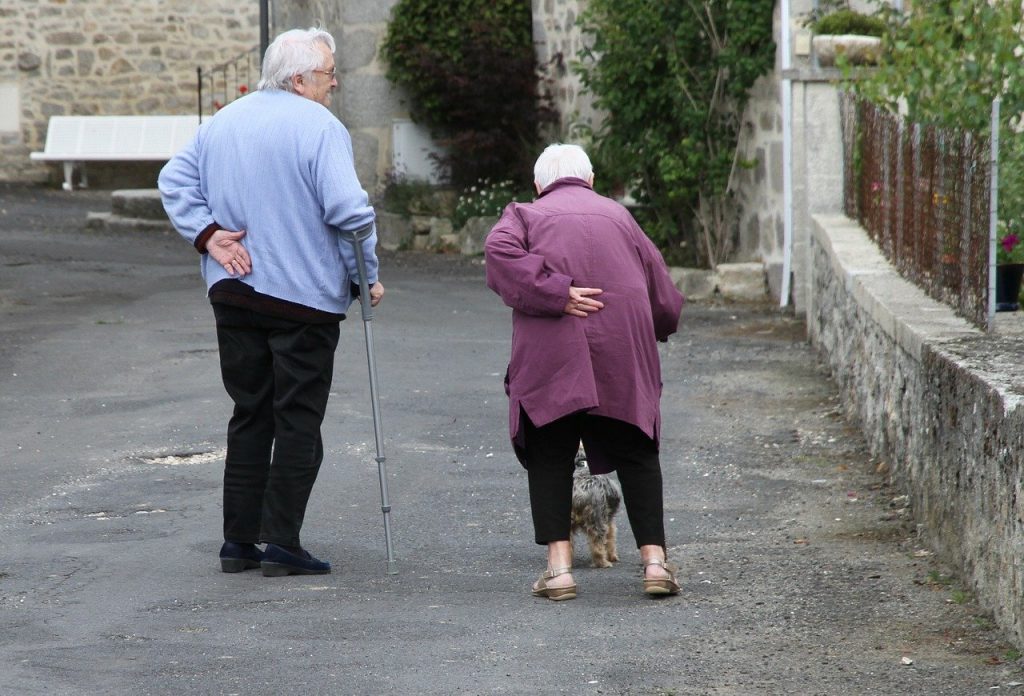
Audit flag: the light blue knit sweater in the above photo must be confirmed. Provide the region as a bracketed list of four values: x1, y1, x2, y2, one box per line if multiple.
[159, 89, 377, 315]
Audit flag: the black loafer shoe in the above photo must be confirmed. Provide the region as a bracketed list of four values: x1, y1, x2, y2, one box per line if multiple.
[261, 544, 331, 576]
[219, 542, 264, 573]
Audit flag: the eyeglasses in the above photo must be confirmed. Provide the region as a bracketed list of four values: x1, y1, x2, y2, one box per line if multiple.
[312, 67, 337, 79]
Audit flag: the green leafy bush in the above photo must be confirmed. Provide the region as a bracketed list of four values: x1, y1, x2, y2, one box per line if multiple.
[576, 0, 775, 268]
[382, 0, 556, 188]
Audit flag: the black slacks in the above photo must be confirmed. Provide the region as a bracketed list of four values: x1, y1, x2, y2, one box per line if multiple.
[523, 411, 666, 548]
[213, 303, 340, 547]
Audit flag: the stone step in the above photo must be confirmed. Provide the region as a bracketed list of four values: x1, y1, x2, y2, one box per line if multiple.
[85, 211, 176, 235]
[110, 188, 168, 221]
[670, 262, 769, 302]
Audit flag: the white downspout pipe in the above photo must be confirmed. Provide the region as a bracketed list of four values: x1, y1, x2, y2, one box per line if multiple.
[988, 97, 1000, 330]
[780, 0, 794, 307]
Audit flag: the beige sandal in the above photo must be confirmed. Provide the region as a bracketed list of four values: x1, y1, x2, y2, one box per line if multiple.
[642, 558, 680, 596]
[532, 566, 577, 601]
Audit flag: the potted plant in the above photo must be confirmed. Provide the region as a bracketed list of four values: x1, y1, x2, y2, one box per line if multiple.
[996, 220, 1024, 311]
[805, 2, 887, 68]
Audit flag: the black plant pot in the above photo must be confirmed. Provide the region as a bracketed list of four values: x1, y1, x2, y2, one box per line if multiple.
[996, 263, 1024, 312]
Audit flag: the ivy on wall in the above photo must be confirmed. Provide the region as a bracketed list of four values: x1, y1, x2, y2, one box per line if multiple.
[576, 0, 775, 268]
[382, 0, 556, 188]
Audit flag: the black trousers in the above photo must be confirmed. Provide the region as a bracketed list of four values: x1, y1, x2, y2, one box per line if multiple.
[213, 303, 340, 547]
[523, 411, 666, 548]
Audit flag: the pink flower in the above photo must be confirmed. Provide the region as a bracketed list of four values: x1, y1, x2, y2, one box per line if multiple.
[1002, 234, 1019, 254]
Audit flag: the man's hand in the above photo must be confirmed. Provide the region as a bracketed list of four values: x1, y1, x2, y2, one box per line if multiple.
[369, 281, 384, 307]
[207, 228, 251, 277]
[564, 286, 604, 317]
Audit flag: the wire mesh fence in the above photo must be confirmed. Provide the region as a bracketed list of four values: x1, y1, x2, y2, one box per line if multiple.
[840, 92, 992, 329]
[197, 47, 261, 122]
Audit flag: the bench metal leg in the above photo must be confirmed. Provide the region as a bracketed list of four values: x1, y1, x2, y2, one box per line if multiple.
[62, 162, 74, 191]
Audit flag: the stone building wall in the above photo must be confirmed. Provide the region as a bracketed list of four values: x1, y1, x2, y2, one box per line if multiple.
[530, 0, 599, 141]
[732, 0, 899, 306]
[0, 0, 259, 185]
[270, 0, 404, 194]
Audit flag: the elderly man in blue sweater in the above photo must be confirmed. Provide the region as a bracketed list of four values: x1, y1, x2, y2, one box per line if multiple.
[159, 27, 383, 577]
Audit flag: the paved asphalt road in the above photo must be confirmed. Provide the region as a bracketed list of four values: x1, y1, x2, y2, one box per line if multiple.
[0, 184, 1022, 695]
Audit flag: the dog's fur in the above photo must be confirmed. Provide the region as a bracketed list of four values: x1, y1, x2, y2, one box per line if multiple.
[571, 446, 622, 568]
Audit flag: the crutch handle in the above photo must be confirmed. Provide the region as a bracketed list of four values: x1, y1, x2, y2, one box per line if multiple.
[338, 223, 375, 244]
[339, 223, 375, 321]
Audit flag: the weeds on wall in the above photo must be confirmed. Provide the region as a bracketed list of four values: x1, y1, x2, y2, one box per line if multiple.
[382, 0, 557, 189]
[575, 0, 775, 268]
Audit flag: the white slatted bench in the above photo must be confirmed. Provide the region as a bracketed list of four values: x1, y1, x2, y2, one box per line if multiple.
[30, 115, 200, 191]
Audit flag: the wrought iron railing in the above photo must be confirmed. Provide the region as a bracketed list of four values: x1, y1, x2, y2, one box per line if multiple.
[841, 93, 992, 329]
[197, 47, 260, 122]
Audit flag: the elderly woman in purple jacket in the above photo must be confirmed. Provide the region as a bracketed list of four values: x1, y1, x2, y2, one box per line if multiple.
[485, 144, 685, 600]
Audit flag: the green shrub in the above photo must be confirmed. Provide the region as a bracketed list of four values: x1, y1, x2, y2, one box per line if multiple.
[382, 0, 556, 189]
[576, 0, 775, 268]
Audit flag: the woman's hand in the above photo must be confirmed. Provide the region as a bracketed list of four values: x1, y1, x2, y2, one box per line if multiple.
[564, 286, 604, 317]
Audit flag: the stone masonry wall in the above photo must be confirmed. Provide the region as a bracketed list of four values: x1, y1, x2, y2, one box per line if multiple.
[809, 213, 1024, 646]
[531, 0, 599, 140]
[735, 0, 900, 307]
[732, 72, 783, 268]
[0, 0, 258, 185]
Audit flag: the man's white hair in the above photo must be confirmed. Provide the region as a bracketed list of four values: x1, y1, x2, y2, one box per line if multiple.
[533, 144, 594, 191]
[257, 28, 336, 92]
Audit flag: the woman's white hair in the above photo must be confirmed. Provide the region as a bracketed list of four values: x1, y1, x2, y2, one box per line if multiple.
[533, 144, 594, 191]
[257, 28, 336, 92]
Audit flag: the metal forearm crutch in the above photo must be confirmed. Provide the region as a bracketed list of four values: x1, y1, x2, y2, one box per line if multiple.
[342, 224, 397, 575]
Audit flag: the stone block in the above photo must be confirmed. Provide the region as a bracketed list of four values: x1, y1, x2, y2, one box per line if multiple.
[765, 261, 786, 304]
[438, 233, 460, 250]
[375, 211, 412, 251]
[111, 188, 168, 220]
[85, 211, 176, 235]
[341, 74, 402, 130]
[426, 217, 453, 246]
[339, 29, 378, 71]
[670, 267, 717, 301]
[349, 129, 380, 192]
[342, 1, 400, 24]
[717, 262, 767, 301]
[410, 215, 433, 235]
[411, 232, 430, 251]
[459, 215, 496, 256]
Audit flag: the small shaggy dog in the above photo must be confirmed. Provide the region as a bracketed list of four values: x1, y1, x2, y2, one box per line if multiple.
[571, 445, 622, 568]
